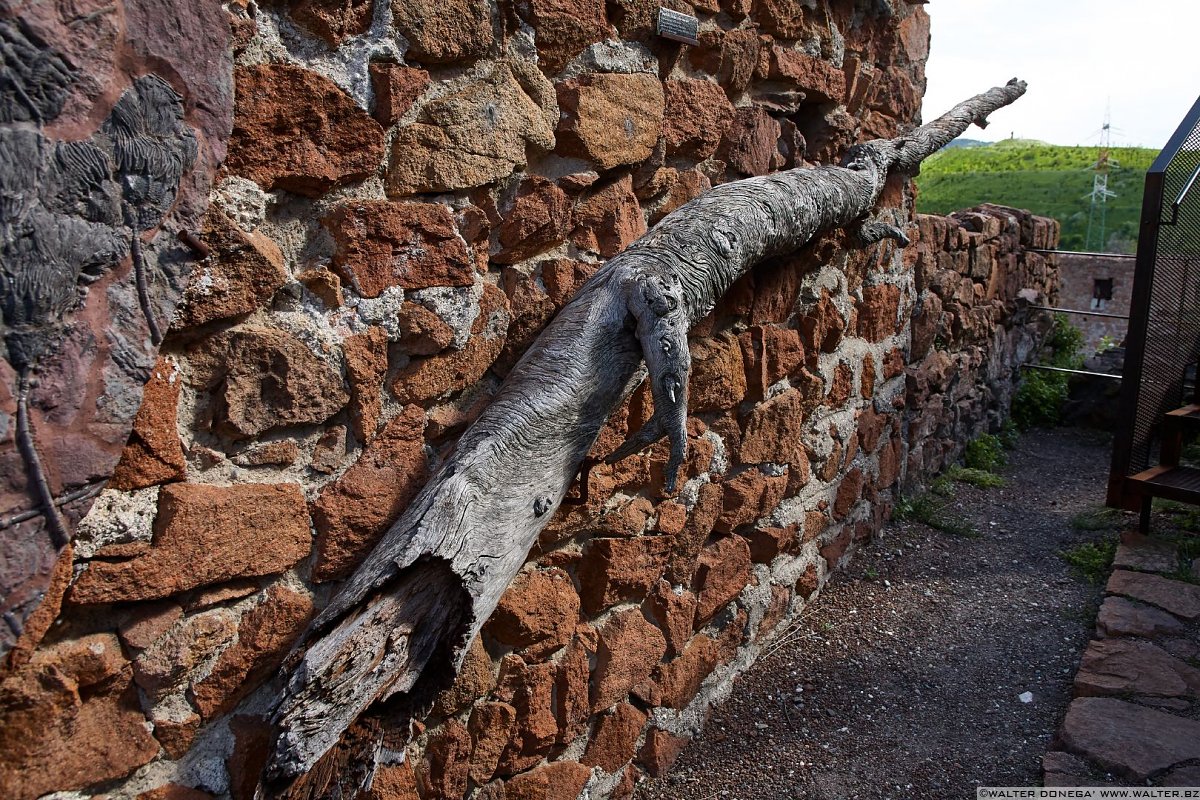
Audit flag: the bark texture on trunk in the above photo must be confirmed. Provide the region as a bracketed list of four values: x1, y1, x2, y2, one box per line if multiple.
[265, 79, 1028, 789]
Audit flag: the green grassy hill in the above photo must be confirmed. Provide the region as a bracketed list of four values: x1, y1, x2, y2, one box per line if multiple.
[914, 139, 1159, 252]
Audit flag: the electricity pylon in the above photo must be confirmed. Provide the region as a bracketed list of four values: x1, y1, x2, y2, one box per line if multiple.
[1086, 109, 1118, 251]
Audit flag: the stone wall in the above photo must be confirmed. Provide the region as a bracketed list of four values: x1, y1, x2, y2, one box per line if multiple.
[1055, 252, 1135, 353]
[0, 1, 1060, 799]
[904, 206, 1059, 484]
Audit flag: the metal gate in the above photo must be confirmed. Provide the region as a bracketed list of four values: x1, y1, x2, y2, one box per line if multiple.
[1108, 95, 1200, 522]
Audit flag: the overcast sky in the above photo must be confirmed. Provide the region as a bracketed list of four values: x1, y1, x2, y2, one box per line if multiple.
[921, 0, 1200, 149]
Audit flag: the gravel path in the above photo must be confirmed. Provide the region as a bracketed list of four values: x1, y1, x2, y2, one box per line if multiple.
[635, 427, 1120, 800]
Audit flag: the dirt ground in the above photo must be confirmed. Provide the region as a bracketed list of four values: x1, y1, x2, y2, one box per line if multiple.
[635, 427, 1123, 800]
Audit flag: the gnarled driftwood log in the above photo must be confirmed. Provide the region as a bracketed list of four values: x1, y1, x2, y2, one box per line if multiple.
[266, 78, 1028, 788]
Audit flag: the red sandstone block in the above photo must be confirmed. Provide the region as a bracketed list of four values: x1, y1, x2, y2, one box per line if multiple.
[693, 535, 752, 623]
[486, 567, 580, 659]
[592, 609, 667, 712]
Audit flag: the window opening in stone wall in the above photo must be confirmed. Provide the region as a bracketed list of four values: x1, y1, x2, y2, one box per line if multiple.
[1091, 277, 1114, 310]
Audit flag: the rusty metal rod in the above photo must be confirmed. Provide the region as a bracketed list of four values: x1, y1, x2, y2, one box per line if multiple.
[177, 228, 211, 258]
[1021, 363, 1122, 380]
[1028, 304, 1129, 320]
[1027, 248, 1137, 259]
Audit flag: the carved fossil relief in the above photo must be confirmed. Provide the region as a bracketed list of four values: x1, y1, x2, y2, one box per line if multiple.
[0, 18, 201, 660]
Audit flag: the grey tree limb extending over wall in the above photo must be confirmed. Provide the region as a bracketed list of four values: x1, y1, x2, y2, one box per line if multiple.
[266, 79, 1028, 790]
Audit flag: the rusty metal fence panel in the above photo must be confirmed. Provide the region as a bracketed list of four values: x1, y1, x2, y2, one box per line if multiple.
[1109, 96, 1200, 509]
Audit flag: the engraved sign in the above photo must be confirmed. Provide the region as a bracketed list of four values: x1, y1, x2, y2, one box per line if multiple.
[656, 7, 700, 46]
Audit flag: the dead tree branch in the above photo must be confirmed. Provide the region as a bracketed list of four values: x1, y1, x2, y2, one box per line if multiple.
[265, 79, 1027, 788]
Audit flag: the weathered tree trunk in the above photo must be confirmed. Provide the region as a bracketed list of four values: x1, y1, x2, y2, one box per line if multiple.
[266, 79, 1027, 788]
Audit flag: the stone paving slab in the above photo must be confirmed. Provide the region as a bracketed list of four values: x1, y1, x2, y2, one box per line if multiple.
[1042, 751, 1119, 788]
[1096, 596, 1187, 638]
[1163, 765, 1200, 786]
[1074, 638, 1200, 698]
[1047, 532, 1200, 788]
[1161, 637, 1200, 660]
[1113, 532, 1182, 574]
[1059, 697, 1200, 781]
[1106, 569, 1200, 620]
